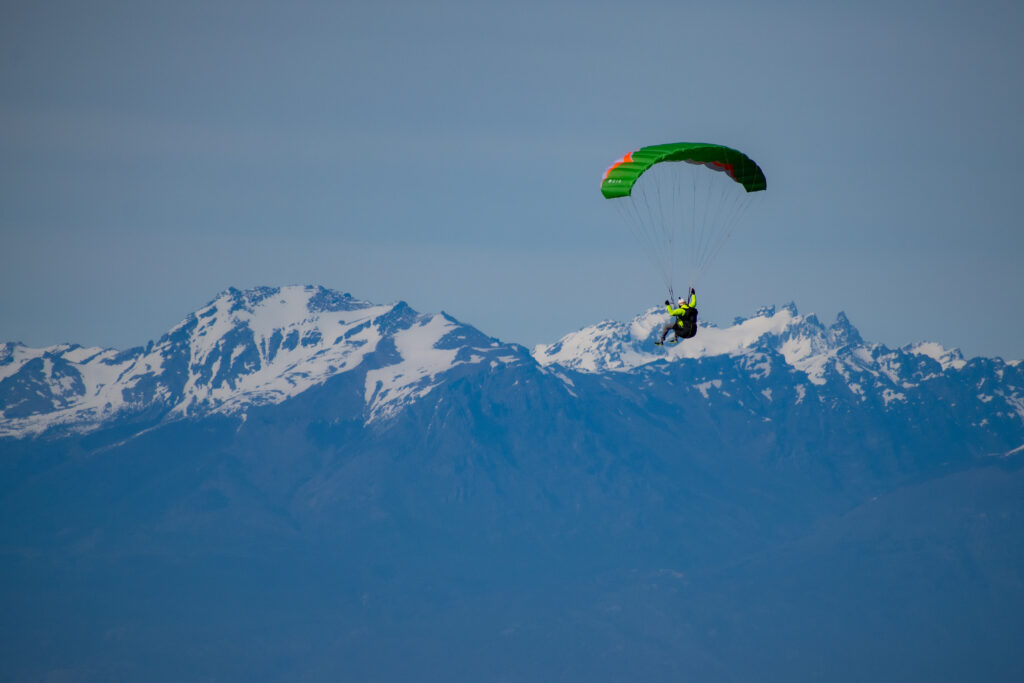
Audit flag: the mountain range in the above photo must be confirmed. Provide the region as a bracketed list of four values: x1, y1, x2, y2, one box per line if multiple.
[2, 285, 1023, 682]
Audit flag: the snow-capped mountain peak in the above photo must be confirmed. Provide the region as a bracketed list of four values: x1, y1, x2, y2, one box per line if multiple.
[903, 341, 967, 371]
[0, 286, 522, 437]
[529, 300, 1024, 432]
[530, 303, 980, 391]
[3, 288, 1019, 441]
[532, 304, 806, 373]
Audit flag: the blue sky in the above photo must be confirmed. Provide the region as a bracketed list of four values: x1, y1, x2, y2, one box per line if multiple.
[2, 0, 1022, 359]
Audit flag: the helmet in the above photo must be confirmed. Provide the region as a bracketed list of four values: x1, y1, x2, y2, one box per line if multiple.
[677, 297, 686, 307]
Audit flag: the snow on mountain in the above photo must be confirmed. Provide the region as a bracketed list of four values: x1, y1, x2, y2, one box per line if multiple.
[363, 312, 522, 422]
[903, 341, 967, 371]
[3, 288, 1022, 440]
[532, 302, 1024, 437]
[534, 304, 822, 373]
[0, 286, 522, 438]
[169, 286, 398, 415]
[533, 303, 974, 384]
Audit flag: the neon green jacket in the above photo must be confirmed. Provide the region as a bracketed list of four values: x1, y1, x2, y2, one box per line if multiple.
[666, 291, 697, 319]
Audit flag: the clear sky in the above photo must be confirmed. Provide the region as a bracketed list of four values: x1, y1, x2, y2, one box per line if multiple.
[2, 0, 1022, 359]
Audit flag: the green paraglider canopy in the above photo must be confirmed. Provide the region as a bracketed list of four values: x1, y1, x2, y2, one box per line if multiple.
[601, 142, 766, 198]
[600, 141, 766, 293]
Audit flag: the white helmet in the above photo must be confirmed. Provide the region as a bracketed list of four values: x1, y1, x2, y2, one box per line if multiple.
[677, 297, 686, 307]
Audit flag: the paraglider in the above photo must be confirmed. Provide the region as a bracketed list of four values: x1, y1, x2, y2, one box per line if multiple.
[655, 288, 698, 346]
[601, 142, 766, 343]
